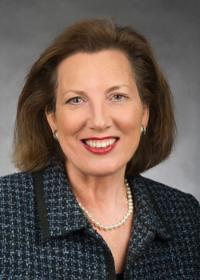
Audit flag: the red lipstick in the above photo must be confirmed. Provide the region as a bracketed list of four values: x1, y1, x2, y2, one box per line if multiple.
[82, 136, 118, 140]
[81, 137, 119, 155]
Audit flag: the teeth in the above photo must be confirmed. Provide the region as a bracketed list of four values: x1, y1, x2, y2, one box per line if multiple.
[85, 138, 117, 148]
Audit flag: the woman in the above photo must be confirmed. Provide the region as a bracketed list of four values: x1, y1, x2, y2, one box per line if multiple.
[0, 19, 199, 279]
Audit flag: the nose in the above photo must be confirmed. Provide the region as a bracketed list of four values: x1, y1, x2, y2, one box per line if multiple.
[88, 102, 112, 131]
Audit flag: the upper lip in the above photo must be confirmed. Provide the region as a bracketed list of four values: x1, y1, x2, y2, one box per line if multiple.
[81, 136, 119, 141]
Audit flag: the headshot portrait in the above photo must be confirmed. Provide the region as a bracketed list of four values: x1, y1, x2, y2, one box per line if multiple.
[0, 1, 199, 279]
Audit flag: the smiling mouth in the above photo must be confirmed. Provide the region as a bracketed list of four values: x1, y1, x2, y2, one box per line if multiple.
[81, 137, 119, 149]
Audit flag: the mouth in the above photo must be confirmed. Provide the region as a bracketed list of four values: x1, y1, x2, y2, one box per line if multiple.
[81, 137, 119, 149]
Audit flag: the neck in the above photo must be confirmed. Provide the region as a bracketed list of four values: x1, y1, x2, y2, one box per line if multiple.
[65, 161, 127, 211]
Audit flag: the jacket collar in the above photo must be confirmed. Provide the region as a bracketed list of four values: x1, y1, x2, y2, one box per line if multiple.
[34, 159, 172, 244]
[126, 175, 172, 261]
[35, 159, 89, 240]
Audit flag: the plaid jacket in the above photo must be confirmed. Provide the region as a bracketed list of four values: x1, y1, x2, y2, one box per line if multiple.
[0, 159, 199, 279]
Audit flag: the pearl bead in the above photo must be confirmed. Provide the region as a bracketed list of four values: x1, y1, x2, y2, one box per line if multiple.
[76, 179, 134, 231]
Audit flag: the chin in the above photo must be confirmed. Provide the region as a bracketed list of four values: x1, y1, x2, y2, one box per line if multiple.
[79, 162, 126, 177]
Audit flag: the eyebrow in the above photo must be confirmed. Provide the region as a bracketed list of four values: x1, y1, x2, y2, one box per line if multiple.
[62, 85, 130, 96]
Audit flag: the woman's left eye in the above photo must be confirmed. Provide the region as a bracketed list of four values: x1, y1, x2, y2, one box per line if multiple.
[111, 94, 128, 101]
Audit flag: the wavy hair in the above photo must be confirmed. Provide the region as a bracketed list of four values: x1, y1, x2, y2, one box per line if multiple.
[13, 18, 176, 175]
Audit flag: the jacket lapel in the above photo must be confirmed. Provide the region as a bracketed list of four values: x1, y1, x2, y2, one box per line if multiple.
[34, 159, 89, 241]
[125, 175, 172, 262]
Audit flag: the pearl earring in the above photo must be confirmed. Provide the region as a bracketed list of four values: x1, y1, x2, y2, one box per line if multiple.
[141, 126, 146, 135]
[53, 130, 58, 140]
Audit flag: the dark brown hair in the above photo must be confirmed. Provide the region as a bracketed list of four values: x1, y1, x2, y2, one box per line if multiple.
[13, 18, 176, 176]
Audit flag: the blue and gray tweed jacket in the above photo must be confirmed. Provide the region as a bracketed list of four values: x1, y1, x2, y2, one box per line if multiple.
[0, 159, 199, 279]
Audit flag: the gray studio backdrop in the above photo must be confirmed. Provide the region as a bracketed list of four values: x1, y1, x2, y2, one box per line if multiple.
[0, 0, 199, 201]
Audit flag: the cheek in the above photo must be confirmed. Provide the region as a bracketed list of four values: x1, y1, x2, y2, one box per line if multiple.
[117, 109, 142, 134]
[56, 112, 82, 136]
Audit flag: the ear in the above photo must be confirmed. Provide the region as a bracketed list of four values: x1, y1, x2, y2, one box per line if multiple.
[45, 110, 57, 134]
[142, 104, 149, 128]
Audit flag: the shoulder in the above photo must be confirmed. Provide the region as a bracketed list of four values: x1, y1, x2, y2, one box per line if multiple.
[139, 174, 198, 198]
[0, 172, 35, 225]
[0, 171, 33, 196]
[0, 171, 32, 184]
[0, 172, 37, 242]
[139, 174, 199, 208]
[134, 174, 200, 225]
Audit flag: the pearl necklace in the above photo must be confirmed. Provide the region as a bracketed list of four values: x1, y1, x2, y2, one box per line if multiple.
[77, 179, 133, 231]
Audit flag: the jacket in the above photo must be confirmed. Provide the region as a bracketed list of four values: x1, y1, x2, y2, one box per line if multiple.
[0, 159, 200, 279]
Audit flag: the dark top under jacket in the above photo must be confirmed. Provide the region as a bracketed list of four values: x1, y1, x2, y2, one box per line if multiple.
[0, 159, 200, 279]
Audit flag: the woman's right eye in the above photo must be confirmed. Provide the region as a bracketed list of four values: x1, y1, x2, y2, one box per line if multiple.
[65, 96, 83, 105]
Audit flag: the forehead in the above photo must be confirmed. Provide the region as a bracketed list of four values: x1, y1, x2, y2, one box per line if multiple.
[56, 50, 135, 89]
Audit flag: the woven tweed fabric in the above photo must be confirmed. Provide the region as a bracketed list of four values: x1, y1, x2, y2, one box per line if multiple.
[0, 159, 199, 279]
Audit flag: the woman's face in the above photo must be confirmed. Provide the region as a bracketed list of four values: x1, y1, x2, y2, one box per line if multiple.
[46, 50, 149, 177]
